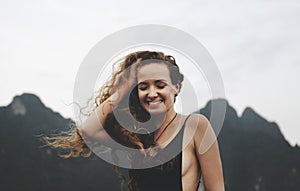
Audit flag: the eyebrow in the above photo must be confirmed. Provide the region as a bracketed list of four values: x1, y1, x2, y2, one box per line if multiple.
[138, 79, 167, 85]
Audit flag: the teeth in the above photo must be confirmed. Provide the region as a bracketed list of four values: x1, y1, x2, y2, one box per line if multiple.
[147, 100, 162, 105]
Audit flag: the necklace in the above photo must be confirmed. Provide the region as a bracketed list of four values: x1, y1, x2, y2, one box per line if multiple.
[152, 113, 178, 146]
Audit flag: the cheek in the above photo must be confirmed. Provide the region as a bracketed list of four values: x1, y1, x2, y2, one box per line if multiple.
[138, 90, 145, 101]
[163, 88, 175, 97]
[164, 90, 177, 103]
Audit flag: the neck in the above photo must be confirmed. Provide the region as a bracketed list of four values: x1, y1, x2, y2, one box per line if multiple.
[152, 109, 177, 129]
[151, 109, 178, 145]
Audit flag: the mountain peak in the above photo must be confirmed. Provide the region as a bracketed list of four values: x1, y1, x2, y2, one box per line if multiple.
[205, 98, 229, 106]
[241, 107, 266, 123]
[10, 97, 27, 116]
[208, 98, 238, 116]
[12, 93, 44, 106]
[8, 93, 46, 116]
[242, 106, 256, 116]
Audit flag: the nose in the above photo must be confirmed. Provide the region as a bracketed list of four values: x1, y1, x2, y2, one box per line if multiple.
[148, 86, 158, 98]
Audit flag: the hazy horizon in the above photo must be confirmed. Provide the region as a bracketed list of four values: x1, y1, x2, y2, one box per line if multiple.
[1, 91, 298, 147]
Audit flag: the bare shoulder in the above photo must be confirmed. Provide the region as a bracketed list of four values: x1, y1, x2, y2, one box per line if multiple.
[185, 114, 210, 133]
[181, 114, 209, 148]
[192, 113, 209, 128]
[184, 114, 216, 155]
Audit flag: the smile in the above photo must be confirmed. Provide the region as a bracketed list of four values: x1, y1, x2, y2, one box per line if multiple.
[146, 100, 163, 105]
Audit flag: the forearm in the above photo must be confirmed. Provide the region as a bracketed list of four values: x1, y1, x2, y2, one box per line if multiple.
[78, 82, 133, 141]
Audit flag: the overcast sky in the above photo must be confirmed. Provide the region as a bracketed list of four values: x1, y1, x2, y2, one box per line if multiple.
[1, 0, 299, 145]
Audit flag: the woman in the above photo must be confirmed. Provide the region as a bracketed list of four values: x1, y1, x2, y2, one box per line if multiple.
[46, 50, 225, 191]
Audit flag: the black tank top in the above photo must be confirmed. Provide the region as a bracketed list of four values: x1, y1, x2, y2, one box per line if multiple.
[129, 115, 200, 191]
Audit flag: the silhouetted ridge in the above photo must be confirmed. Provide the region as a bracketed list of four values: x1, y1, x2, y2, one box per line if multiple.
[241, 107, 266, 123]
[15, 93, 45, 107]
[241, 107, 287, 143]
[8, 93, 46, 116]
[201, 98, 237, 118]
[199, 98, 239, 133]
[0, 93, 121, 191]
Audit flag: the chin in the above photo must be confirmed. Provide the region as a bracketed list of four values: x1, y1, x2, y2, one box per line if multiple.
[142, 105, 167, 116]
[147, 109, 167, 116]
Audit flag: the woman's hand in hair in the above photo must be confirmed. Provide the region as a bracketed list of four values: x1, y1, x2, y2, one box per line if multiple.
[111, 61, 139, 105]
[78, 61, 140, 144]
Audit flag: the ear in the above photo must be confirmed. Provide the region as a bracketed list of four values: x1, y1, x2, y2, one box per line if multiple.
[174, 83, 181, 96]
[173, 83, 180, 103]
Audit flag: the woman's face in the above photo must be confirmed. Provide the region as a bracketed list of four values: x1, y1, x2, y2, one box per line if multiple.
[137, 63, 179, 115]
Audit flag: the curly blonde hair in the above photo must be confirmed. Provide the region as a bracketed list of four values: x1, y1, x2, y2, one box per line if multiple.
[44, 50, 184, 190]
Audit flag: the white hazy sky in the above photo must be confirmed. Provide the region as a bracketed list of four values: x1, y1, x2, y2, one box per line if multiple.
[0, 0, 299, 145]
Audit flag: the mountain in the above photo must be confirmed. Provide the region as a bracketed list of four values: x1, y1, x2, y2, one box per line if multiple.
[0, 94, 299, 191]
[0, 93, 123, 191]
[198, 99, 300, 191]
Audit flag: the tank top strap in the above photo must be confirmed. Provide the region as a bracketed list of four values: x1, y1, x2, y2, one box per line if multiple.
[165, 114, 192, 148]
[181, 114, 192, 131]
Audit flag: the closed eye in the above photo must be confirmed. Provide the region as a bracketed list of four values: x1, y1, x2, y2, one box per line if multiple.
[138, 83, 148, 91]
[156, 81, 167, 89]
[138, 80, 167, 90]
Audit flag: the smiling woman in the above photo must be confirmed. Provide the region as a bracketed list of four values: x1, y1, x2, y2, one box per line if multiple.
[44, 50, 225, 191]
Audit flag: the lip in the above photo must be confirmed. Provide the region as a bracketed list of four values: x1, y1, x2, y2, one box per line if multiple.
[146, 100, 164, 105]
